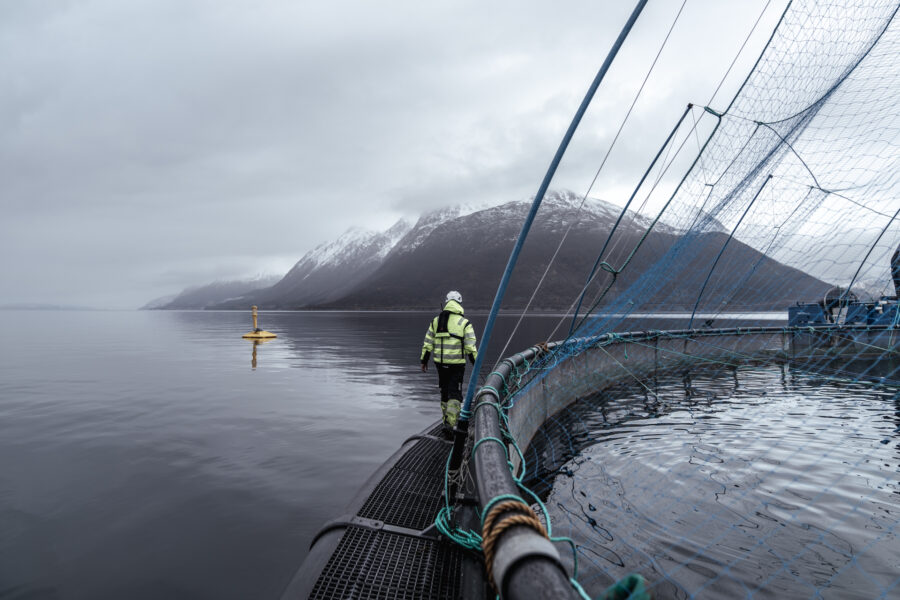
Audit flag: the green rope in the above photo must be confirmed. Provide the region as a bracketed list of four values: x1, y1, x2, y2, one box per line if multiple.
[472, 436, 508, 459]
[475, 401, 503, 418]
[602, 574, 652, 599]
[434, 505, 482, 551]
[515, 474, 553, 536]
[480, 385, 502, 399]
[434, 453, 482, 550]
[571, 576, 592, 600]
[436, 329, 692, 590]
[570, 574, 651, 600]
[508, 436, 527, 481]
[488, 370, 508, 382]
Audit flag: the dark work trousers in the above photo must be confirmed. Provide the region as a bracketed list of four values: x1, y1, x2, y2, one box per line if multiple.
[435, 363, 465, 402]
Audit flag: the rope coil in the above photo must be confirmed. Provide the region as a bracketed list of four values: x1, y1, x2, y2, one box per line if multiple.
[481, 500, 549, 589]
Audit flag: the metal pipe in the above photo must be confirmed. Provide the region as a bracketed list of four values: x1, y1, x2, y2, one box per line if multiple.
[471, 345, 576, 599]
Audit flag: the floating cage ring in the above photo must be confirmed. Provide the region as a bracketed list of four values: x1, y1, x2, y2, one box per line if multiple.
[481, 500, 549, 588]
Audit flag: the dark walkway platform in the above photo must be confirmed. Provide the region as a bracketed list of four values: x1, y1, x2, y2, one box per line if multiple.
[282, 424, 488, 599]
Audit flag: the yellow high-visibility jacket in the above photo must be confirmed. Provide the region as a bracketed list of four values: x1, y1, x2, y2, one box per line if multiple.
[420, 299, 478, 365]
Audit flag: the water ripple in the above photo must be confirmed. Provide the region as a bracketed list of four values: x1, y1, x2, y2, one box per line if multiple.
[524, 363, 900, 599]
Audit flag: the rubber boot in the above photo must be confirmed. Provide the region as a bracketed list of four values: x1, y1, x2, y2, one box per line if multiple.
[440, 401, 453, 438]
[445, 399, 462, 428]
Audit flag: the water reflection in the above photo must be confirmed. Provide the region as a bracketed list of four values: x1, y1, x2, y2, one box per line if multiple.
[790, 352, 900, 385]
[0, 309, 796, 599]
[0, 310, 461, 599]
[248, 338, 273, 370]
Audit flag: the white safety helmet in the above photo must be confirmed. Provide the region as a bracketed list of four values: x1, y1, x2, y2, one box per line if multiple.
[445, 290, 463, 303]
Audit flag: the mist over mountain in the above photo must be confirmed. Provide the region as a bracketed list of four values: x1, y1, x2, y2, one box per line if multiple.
[153, 191, 831, 311]
[147, 275, 281, 310]
[214, 219, 415, 309]
[141, 294, 179, 310]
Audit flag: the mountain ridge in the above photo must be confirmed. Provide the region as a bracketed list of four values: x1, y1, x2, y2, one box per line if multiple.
[152, 190, 831, 311]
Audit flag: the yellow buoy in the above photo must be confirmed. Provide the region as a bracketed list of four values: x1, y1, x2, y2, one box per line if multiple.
[242, 305, 277, 339]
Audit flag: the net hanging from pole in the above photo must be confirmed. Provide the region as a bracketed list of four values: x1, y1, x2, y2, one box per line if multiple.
[444, 1, 900, 598]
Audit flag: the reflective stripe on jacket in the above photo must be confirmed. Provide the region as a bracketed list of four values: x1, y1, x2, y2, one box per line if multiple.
[420, 299, 478, 364]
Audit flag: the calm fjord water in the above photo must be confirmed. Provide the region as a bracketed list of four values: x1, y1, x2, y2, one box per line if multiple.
[0, 309, 569, 599]
[0, 309, 800, 598]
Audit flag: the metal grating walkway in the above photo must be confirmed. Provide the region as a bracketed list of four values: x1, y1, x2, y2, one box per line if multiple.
[395, 437, 453, 475]
[358, 468, 444, 530]
[308, 526, 462, 600]
[357, 437, 449, 530]
[307, 430, 468, 599]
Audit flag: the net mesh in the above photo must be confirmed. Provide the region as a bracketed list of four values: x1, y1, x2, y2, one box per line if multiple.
[563, 0, 900, 330]
[465, 1, 900, 598]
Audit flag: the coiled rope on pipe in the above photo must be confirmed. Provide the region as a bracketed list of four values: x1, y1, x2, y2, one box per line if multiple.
[481, 500, 549, 590]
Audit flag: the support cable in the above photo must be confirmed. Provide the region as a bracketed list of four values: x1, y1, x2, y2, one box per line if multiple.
[687, 174, 773, 328]
[500, 0, 781, 357]
[495, 0, 687, 362]
[567, 103, 695, 336]
[558, 0, 785, 340]
[543, 106, 707, 343]
[460, 0, 649, 418]
[841, 205, 900, 305]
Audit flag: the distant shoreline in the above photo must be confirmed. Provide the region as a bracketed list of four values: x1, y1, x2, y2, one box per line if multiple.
[139, 307, 789, 319]
[0, 305, 789, 320]
[0, 304, 104, 311]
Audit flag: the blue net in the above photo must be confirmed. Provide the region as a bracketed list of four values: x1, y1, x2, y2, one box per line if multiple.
[449, 1, 900, 598]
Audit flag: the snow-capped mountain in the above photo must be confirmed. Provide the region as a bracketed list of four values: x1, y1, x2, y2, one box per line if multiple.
[295, 219, 413, 272]
[325, 189, 826, 310]
[213, 218, 414, 309]
[389, 201, 494, 256]
[211, 201, 490, 309]
[155, 189, 828, 311]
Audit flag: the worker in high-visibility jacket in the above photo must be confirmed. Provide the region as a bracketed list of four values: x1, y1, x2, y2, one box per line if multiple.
[420, 291, 478, 430]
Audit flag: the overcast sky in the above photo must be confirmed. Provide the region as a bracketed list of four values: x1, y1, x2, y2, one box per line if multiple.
[0, 0, 788, 309]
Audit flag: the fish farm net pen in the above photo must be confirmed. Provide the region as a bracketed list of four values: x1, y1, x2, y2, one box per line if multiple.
[438, 0, 900, 598]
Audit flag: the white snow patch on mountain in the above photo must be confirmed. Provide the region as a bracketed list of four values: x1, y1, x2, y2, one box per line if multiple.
[375, 219, 414, 260]
[287, 189, 683, 286]
[304, 227, 377, 269]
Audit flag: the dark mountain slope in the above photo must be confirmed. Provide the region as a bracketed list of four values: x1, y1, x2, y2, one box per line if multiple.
[152, 190, 831, 312]
[322, 192, 829, 311]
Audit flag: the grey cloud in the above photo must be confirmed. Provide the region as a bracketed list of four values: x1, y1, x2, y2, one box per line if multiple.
[0, 0, 787, 308]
